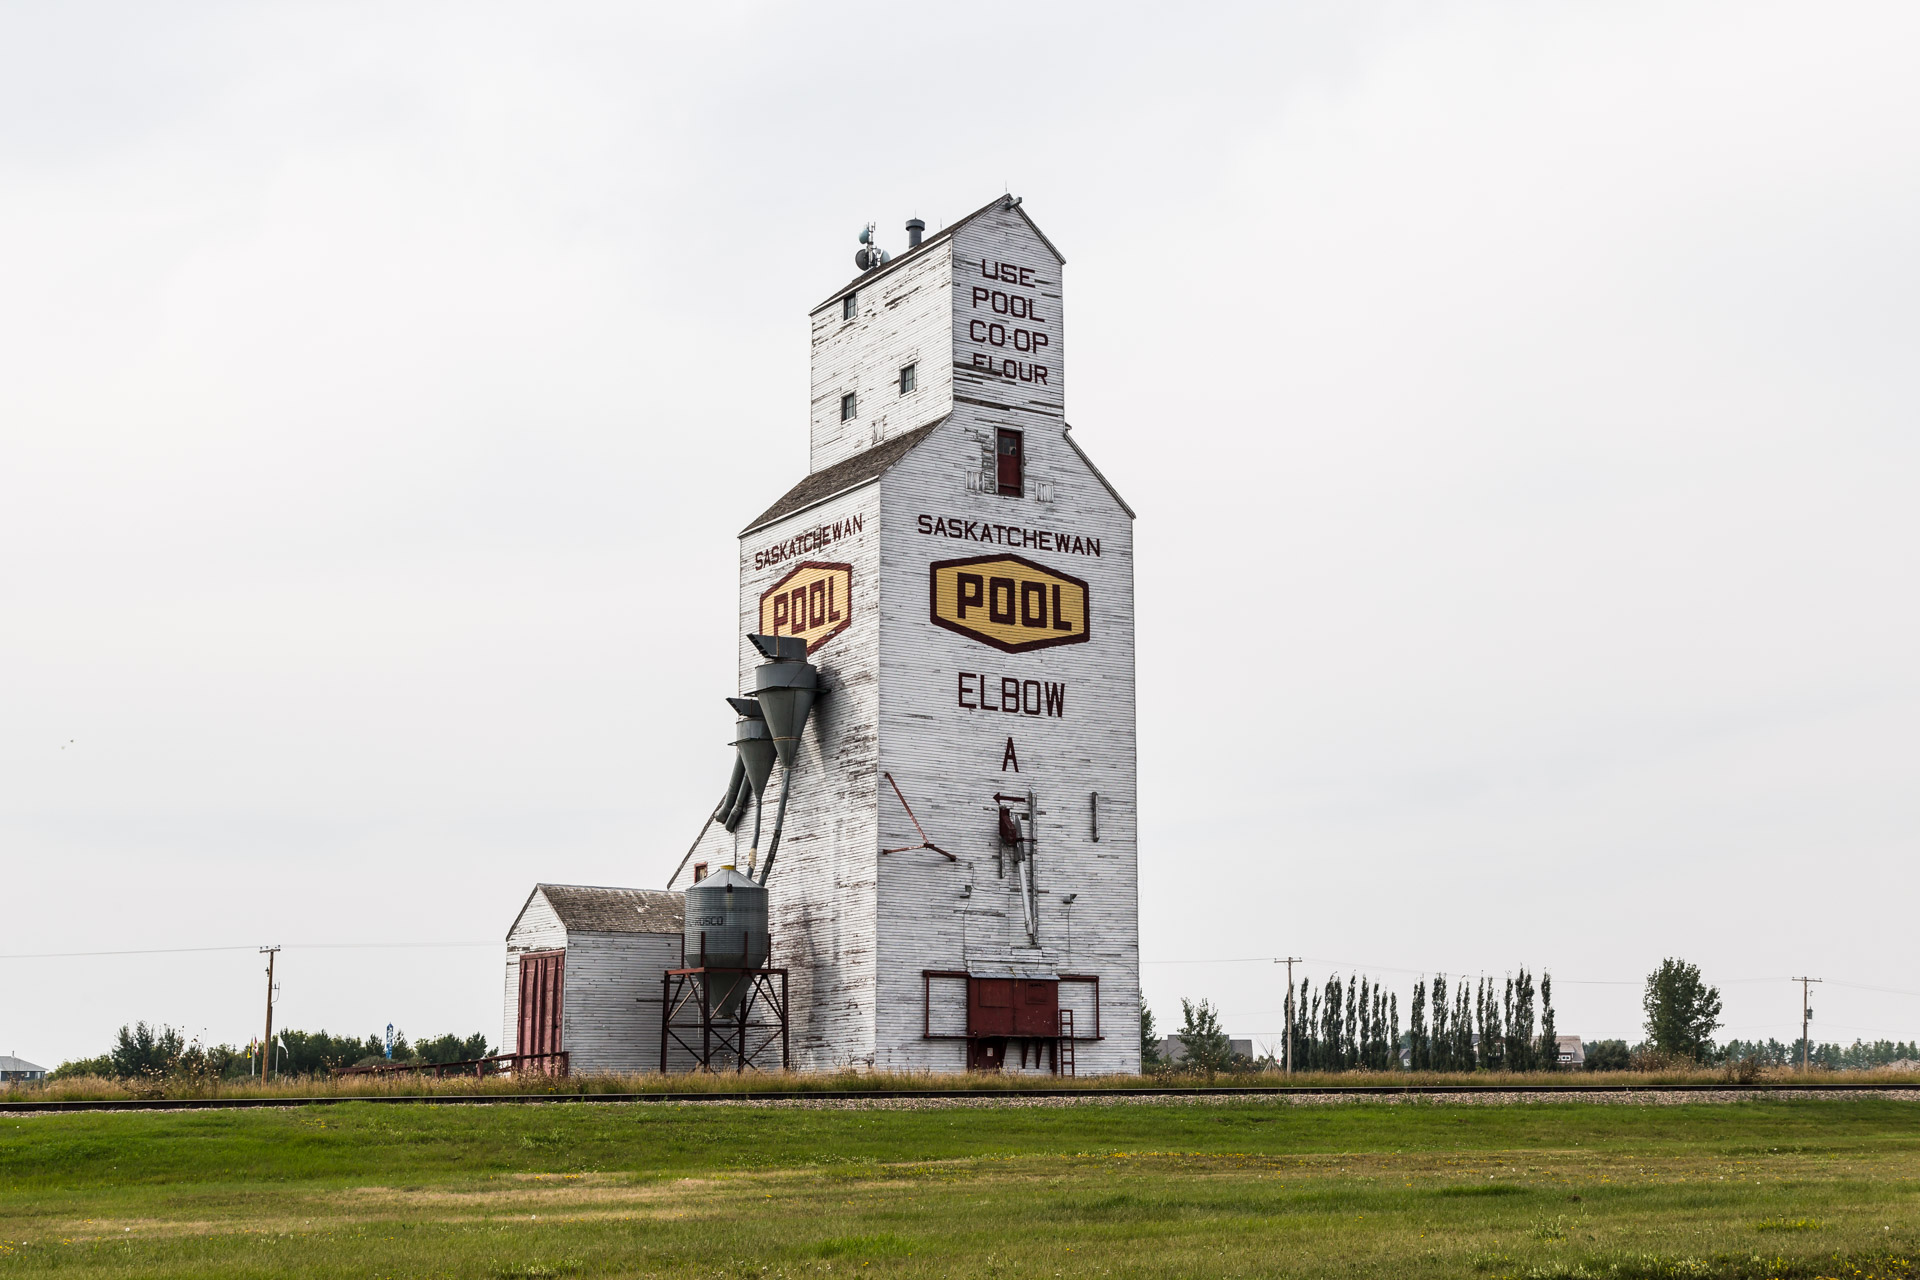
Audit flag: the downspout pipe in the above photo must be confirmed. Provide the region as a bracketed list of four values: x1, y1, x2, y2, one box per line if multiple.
[712, 757, 745, 827]
[756, 763, 794, 886]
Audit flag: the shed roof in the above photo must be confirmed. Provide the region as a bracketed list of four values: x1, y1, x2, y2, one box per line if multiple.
[742, 422, 939, 535]
[512, 884, 685, 938]
[0, 1055, 46, 1073]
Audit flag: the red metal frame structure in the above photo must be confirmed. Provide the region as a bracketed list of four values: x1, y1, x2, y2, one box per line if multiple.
[660, 933, 789, 1073]
[921, 970, 1101, 1075]
[880, 772, 956, 860]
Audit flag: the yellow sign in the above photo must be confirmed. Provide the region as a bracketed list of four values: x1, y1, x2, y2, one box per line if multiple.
[759, 560, 853, 653]
[928, 554, 1089, 654]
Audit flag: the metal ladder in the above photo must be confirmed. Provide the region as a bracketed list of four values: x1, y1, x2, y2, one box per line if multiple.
[1056, 1008, 1076, 1076]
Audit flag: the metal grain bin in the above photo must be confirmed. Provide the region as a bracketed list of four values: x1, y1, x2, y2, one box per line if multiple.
[682, 865, 769, 1018]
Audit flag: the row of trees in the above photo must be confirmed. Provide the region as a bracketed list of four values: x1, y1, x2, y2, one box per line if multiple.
[1719, 1038, 1918, 1070]
[1405, 969, 1556, 1071]
[1142, 957, 1914, 1074]
[51, 1023, 493, 1082]
[1288, 974, 1403, 1072]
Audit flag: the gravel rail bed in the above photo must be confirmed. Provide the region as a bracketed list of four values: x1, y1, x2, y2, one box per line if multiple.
[5, 1085, 1917, 1117]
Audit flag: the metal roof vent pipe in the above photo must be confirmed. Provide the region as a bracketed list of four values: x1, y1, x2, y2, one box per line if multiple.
[905, 218, 924, 250]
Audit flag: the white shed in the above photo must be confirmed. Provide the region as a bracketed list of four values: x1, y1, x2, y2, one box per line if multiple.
[503, 884, 685, 1076]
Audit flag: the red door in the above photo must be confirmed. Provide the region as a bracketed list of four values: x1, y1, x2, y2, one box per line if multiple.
[1012, 979, 1059, 1037]
[968, 978, 1014, 1037]
[996, 429, 1023, 495]
[517, 950, 564, 1067]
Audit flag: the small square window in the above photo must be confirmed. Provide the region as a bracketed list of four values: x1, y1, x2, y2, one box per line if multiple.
[899, 363, 917, 394]
[841, 392, 858, 421]
[692, 862, 708, 883]
[842, 292, 857, 321]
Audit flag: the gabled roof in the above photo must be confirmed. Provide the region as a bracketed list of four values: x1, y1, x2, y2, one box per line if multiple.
[742, 422, 940, 535]
[0, 1055, 46, 1073]
[507, 883, 684, 939]
[811, 195, 1065, 315]
[1062, 423, 1135, 519]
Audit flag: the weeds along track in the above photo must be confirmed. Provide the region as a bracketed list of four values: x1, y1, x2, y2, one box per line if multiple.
[6, 1080, 1919, 1115]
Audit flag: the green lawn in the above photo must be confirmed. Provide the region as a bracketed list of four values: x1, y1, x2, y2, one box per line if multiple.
[2, 1097, 1916, 1278]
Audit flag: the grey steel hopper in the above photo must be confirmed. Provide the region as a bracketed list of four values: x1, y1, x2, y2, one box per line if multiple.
[754, 658, 818, 768]
[683, 865, 770, 1019]
[731, 713, 777, 804]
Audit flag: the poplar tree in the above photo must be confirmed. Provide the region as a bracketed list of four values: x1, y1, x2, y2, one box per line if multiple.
[1355, 979, 1368, 1070]
[1497, 982, 1512, 1074]
[1344, 974, 1359, 1070]
[1410, 981, 1428, 1072]
[1431, 976, 1450, 1071]
[1472, 980, 1486, 1070]
[1308, 987, 1323, 1072]
[1298, 979, 1313, 1071]
[1454, 982, 1472, 1070]
[1390, 992, 1401, 1070]
[1513, 970, 1537, 1072]
[1483, 977, 1506, 1071]
[1540, 972, 1557, 1071]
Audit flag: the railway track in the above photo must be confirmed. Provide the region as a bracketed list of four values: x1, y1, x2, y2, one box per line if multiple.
[6, 1079, 1916, 1114]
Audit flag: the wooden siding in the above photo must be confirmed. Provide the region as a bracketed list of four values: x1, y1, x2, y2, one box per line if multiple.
[503, 888, 690, 1074]
[810, 243, 955, 474]
[876, 207, 1136, 1075]
[950, 210, 1065, 425]
[873, 412, 1139, 1075]
[674, 483, 885, 1070]
[560, 932, 685, 1075]
[502, 890, 566, 1056]
[656, 199, 1139, 1076]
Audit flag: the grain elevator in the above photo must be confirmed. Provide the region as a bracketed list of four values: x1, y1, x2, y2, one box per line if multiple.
[507, 195, 1138, 1075]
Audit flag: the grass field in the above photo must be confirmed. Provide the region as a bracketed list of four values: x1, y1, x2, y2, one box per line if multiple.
[2, 1095, 1917, 1278]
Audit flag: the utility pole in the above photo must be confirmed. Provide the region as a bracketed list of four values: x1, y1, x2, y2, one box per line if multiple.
[1277, 957, 1301, 1075]
[1793, 976, 1821, 1073]
[260, 946, 280, 1081]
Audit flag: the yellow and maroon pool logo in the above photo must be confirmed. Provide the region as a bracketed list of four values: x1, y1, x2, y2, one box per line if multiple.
[928, 554, 1089, 654]
[759, 561, 853, 652]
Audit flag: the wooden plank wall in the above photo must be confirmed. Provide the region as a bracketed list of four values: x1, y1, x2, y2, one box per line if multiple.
[561, 932, 686, 1075]
[658, 200, 1138, 1077]
[677, 484, 886, 1071]
[808, 243, 955, 473]
[872, 206, 1139, 1075]
[501, 892, 566, 1057]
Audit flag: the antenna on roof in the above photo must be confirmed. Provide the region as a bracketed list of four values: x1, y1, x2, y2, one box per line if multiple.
[854, 222, 891, 272]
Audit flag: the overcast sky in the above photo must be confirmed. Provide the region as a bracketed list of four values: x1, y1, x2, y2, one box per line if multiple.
[4, 1, 1916, 1066]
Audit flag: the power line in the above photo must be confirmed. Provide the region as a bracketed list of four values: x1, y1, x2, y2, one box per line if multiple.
[0, 942, 501, 960]
[1147, 954, 1793, 986]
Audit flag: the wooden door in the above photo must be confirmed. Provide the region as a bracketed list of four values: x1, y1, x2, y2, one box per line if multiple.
[996, 429, 1024, 495]
[1012, 978, 1059, 1037]
[968, 978, 1014, 1037]
[516, 950, 565, 1061]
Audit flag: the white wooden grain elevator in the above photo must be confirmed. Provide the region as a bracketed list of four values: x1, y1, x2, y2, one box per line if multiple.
[508, 195, 1138, 1075]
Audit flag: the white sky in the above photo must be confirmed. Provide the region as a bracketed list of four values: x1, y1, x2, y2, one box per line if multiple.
[3, 1, 1915, 1066]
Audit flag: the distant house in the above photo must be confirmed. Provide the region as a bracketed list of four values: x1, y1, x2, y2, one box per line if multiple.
[1158, 1035, 1254, 1064]
[0, 1055, 47, 1083]
[503, 884, 686, 1076]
